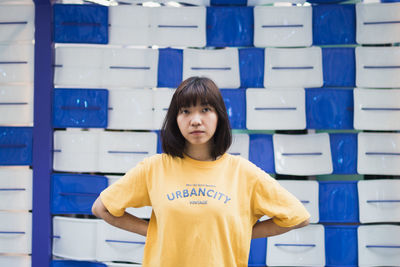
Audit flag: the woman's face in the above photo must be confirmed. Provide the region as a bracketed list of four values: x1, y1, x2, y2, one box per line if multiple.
[177, 100, 218, 148]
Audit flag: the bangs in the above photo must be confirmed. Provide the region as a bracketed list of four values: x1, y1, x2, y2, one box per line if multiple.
[174, 81, 217, 109]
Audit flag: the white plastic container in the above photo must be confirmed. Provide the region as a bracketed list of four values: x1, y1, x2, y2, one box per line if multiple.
[52, 216, 98, 260]
[0, 255, 31, 267]
[358, 224, 400, 267]
[0, 4, 34, 43]
[0, 84, 33, 126]
[54, 46, 104, 88]
[356, 47, 400, 88]
[96, 220, 146, 263]
[0, 211, 32, 254]
[54, 46, 158, 88]
[0, 44, 34, 83]
[183, 48, 240, 89]
[246, 88, 306, 130]
[98, 131, 157, 173]
[107, 89, 154, 130]
[357, 132, 400, 175]
[53, 129, 100, 172]
[358, 179, 400, 223]
[150, 7, 206, 47]
[267, 224, 325, 266]
[353, 88, 400, 130]
[153, 88, 175, 130]
[0, 167, 32, 210]
[273, 133, 333, 176]
[103, 48, 158, 88]
[228, 133, 249, 160]
[356, 3, 400, 44]
[108, 6, 151, 46]
[264, 47, 323, 88]
[254, 6, 312, 47]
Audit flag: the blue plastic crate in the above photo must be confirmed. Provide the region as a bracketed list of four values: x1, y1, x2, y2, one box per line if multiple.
[239, 48, 265, 88]
[325, 225, 358, 267]
[249, 134, 275, 174]
[221, 89, 246, 129]
[53, 4, 108, 44]
[156, 130, 163, 154]
[319, 181, 359, 223]
[158, 48, 183, 88]
[0, 127, 32, 165]
[51, 173, 108, 214]
[248, 237, 267, 266]
[322, 48, 356, 87]
[207, 7, 254, 47]
[306, 88, 354, 130]
[313, 4, 356, 45]
[329, 133, 357, 174]
[53, 89, 108, 128]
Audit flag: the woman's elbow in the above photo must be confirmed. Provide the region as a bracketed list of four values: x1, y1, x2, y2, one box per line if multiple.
[296, 218, 310, 228]
[91, 205, 99, 218]
[92, 197, 105, 218]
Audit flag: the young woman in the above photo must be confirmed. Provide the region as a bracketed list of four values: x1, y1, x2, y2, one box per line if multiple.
[92, 76, 310, 267]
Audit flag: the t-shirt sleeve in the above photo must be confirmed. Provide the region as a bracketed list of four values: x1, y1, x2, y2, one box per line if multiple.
[100, 159, 151, 217]
[251, 173, 310, 227]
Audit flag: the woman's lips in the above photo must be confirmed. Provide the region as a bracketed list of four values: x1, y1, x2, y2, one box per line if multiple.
[190, 131, 205, 135]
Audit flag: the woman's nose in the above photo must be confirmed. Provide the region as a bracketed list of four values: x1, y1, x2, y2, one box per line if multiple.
[190, 113, 202, 126]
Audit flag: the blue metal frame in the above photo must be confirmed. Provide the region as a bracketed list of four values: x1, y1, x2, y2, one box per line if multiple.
[32, 1, 53, 267]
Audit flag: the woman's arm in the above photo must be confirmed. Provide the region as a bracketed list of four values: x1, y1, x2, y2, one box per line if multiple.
[251, 218, 309, 239]
[92, 196, 149, 237]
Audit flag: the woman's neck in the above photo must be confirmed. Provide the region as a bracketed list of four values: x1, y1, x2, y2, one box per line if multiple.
[184, 143, 215, 161]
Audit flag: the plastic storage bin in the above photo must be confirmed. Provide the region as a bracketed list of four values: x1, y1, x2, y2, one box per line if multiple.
[358, 179, 400, 223]
[107, 89, 153, 130]
[264, 47, 323, 88]
[246, 88, 306, 130]
[266, 224, 325, 266]
[228, 133, 249, 160]
[0, 211, 32, 254]
[319, 181, 359, 223]
[273, 133, 332, 176]
[96, 220, 145, 263]
[0, 167, 32, 210]
[354, 88, 400, 131]
[357, 132, 400, 175]
[254, 6, 312, 47]
[358, 224, 400, 267]
[356, 2, 400, 44]
[52, 173, 108, 214]
[53, 217, 98, 260]
[325, 225, 358, 267]
[183, 48, 240, 88]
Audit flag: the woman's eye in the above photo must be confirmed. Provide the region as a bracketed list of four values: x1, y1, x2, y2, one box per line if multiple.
[181, 109, 189, 114]
[202, 107, 211, 112]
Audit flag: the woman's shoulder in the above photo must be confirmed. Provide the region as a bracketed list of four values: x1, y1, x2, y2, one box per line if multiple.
[226, 154, 264, 175]
[226, 153, 274, 182]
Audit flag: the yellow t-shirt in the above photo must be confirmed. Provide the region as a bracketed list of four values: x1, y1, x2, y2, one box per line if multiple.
[100, 153, 310, 267]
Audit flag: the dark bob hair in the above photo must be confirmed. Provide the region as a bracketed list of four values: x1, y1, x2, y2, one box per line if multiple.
[161, 76, 232, 158]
